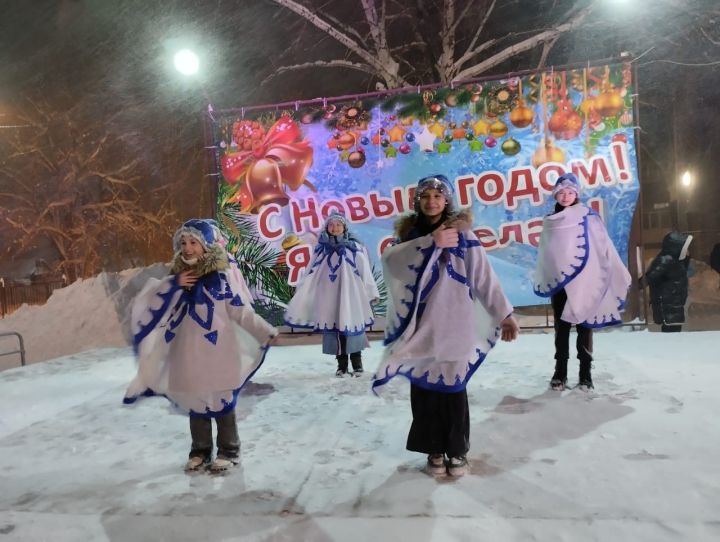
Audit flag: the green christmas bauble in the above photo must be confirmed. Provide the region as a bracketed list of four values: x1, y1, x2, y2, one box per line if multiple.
[501, 137, 521, 156]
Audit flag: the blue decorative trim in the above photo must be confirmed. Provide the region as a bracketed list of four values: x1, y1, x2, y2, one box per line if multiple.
[385, 233, 479, 346]
[284, 318, 374, 336]
[533, 210, 591, 298]
[581, 294, 627, 329]
[372, 328, 501, 395]
[133, 278, 182, 354]
[383, 242, 436, 345]
[134, 271, 247, 352]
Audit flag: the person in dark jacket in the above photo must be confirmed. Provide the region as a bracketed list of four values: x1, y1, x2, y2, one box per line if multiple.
[711, 242, 720, 275]
[642, 231, 693, 332]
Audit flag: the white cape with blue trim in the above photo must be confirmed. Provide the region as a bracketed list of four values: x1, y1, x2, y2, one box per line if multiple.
[533, 204, 631, 327]
[124, 264, 278, 416]
[285, 242, 379, 335]
[373, 230, 513, 394]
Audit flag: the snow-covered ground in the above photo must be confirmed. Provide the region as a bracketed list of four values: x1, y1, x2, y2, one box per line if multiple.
[1, 330, 719, 542]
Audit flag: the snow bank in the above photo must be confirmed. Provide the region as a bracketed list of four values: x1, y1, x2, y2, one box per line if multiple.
[690, 261, 720, 304]
[0, 264, 168, 368]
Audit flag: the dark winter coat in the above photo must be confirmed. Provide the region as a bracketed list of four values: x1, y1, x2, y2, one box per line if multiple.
[642, 232, 693, 325]
[711, 243, 720, 274]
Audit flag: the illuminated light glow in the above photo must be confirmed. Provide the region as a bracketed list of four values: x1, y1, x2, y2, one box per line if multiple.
[174, 49, 199, 75]
[681, 171, 692, 187]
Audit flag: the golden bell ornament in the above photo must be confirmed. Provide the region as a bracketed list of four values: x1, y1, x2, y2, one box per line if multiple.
[245, 158, 291, 212]
[532, 142, 565, 168]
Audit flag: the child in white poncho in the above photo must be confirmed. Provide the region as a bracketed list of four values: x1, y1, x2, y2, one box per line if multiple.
[284, 212, 379, 377]
[374, 175, 519, 477]
[124, 219, 278, 472]
[533, 173, 631, 391]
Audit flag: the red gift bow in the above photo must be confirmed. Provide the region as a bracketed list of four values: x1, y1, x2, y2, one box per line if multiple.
[221, 115, 315, 210]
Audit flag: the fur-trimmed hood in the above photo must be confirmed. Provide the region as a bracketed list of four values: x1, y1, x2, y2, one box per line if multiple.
[170, 244, 230, 276]
[394, 210, 473, 242]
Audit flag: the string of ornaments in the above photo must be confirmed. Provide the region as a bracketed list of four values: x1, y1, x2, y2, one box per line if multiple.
[219, 64, 633, 178]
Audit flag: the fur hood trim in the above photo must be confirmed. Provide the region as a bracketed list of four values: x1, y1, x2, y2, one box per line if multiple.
[170, 244, 230, 276]
[394, 210, 473, 241]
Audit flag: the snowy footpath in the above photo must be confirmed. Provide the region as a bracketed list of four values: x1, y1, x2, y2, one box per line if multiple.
[0, 330, 718, 542]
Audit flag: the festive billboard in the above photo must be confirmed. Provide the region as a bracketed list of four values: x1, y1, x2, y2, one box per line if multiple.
[212, 62, 639, 323]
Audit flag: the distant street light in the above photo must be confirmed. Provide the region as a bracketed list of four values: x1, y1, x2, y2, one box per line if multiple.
[174, 49, 199, 76]
[681, 170, 692, 188]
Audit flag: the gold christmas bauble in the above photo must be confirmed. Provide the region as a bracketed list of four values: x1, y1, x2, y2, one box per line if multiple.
[509, 103, 534, 128]
[594, 90, 624, 118]
[489, 119, 508, 138]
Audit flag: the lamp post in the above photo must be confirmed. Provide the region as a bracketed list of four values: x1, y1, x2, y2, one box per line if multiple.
[679, 170, 692, 231]
[171, 47, 217, 217]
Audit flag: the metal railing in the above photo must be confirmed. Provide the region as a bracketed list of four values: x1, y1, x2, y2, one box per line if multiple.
[0, 331, 26, 367]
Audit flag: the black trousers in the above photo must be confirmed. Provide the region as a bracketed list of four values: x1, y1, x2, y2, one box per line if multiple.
[189, 410, 240, 460]
[337, 335, 362, 371]
[407, 384, 470, 458]
[551, 289, 593, 364]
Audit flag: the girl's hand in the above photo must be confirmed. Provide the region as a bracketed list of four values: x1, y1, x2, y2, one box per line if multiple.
[500, 315, 520, 342]
[432, 225, 459, 249]
[177, 271, 198, 288]
[370, 298, 379, 306]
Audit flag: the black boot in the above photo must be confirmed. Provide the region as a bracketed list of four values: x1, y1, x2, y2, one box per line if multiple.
[550, 358, 568, 391]
[350, 352, 363, 376]
[336, 354, 349, 377]
[578, 359, 594, 390]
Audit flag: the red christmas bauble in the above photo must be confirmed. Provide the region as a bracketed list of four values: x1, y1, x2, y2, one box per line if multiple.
[548, 109, 583, 140]
[348, 150, 366, 168]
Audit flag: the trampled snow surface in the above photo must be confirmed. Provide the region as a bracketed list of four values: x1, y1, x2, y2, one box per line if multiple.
[0, 331, 719, 541]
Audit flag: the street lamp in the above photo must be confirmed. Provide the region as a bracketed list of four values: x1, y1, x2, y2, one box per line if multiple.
[681, 170, 692, 188]
[174, 49, 200, 76]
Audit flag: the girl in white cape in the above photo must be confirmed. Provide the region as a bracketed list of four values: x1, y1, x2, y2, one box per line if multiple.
[373, 175, 519, 477]
[124, 219, 278, 472]
[533, 173, 631, 391]
[284, 212, 379, 377]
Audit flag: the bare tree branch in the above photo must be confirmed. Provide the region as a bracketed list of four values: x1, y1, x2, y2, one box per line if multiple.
[436, 0, 457, 82]
[453, 4, 595, 81]
[700, 26, 720, 46]
[269, 0, 407, 86]
[261, 59, 377, 86]
[537, 35, 560, 69]
[456, 0, 497, 71]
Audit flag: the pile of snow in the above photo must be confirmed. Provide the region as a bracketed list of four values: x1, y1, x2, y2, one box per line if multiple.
[0, 264, 168, 368]
[690, 261, 720, 304]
